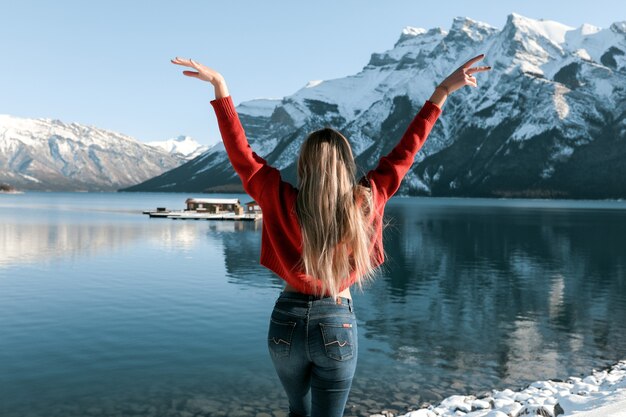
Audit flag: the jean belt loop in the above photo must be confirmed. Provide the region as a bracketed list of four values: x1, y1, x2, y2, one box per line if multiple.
[349, 299, 353, 313]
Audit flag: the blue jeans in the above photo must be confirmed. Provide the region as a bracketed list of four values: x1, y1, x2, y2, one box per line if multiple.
[267, 291, 358, 417]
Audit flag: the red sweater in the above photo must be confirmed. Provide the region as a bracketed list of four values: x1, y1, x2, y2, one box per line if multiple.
[210, 95, 441, 295]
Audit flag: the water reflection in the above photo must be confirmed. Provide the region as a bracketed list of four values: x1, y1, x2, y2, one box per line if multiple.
[0, 215, 264, 269]
[0, 222, 148, 267]
[1, 194, 625, 415]
[352, 202, 626, 396]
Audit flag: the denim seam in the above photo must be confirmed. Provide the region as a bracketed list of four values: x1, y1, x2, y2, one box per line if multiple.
[309, 313, 355, 320]
[305, 301, 312, 362]
[272, 307, 304, 319]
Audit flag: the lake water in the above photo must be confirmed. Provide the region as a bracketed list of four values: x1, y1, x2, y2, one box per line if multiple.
[1, 192, 625, 417]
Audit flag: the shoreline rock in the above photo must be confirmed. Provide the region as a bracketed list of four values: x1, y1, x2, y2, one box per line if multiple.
[370, 360, 626, 417]
[0, 183, 21, 194]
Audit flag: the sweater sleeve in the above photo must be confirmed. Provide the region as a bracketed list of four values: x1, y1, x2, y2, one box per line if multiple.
[364, 100, 442, 201]
[210, 95, 278, 204]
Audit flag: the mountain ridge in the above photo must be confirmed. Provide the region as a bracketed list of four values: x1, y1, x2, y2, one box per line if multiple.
[0, 114, 189, 191]
[87, 14, 626, 197]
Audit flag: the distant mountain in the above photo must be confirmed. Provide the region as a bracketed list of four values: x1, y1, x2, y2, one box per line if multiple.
[123, 13, 626, 199]
[146, 135, 208, 160]
[0, 115, 185, 191]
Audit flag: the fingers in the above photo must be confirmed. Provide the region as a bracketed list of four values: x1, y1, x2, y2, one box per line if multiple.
[182, 70, 200, 78]
[171, 57, 195, 68]
[172, 57, 201, 69]
[461, 53, 485, 69]
[466, 65, 491, 75]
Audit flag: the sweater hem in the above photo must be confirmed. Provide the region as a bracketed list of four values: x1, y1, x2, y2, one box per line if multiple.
[210, 95, 238, 119]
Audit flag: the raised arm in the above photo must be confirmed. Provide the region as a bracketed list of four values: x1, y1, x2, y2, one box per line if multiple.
[171, 57, 277, 203]
[365, 54, 491, 201]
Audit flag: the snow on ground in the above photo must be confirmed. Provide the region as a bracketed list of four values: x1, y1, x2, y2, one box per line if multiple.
[370, 360, 626, 417]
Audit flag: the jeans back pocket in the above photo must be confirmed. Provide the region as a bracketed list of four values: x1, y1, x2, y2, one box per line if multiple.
[319, 322, 355, 361]
[268, 318, 296, 358]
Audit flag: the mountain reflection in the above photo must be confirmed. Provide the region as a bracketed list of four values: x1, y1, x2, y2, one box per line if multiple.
[0, 222, 150, 268]
[0, 218, 263, 269]
[355, 201, 626, 386]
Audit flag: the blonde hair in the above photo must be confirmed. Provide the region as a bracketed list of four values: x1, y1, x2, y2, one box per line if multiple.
[295, 127, 377, 298]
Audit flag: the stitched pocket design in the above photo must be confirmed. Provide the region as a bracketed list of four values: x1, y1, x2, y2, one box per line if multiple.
[319, 322, 354, 361]
[267, 318, 296, 358]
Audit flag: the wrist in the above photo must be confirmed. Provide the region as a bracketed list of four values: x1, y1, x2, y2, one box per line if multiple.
[435, 84, 449, 96]
[212, 74, 226, 87]
[429, 86, 448, 108]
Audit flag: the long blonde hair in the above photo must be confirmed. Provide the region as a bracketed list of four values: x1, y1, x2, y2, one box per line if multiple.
[295, 127, 376, 298]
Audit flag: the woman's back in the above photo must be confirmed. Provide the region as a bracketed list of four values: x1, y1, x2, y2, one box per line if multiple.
[209, 94, 442, 297]
[172, 53, 490, 417]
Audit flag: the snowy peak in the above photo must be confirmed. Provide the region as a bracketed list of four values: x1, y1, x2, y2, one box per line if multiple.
[447, 16, 498, 42]
[505, 13, 574, 45]
[392, 26, 446, 51]
[146, 135, 207, 160]
[395, 26, 428, 45]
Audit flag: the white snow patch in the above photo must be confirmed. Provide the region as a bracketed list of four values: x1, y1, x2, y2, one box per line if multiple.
[305, 80, 323, 89]
[592, 78, 615, 98]
[553, 84, 571, 120]
[574, 48, 593, 61]
[251, 137, 278, 157]
[237, 98, 281, 118]
[147, 135, 208, 159]
[541, 165, 555, 179]
[511, 122, 546, 141]
[19, 173, 41, 183]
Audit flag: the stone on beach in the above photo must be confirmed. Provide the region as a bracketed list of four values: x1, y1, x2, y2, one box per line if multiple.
[383, 360, 626, 417]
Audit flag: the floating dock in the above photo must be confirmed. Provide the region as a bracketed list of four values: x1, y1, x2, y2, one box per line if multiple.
[169, 211, 261, 221]
[143, 198, 262, 222]
[142, 209, 262, 221]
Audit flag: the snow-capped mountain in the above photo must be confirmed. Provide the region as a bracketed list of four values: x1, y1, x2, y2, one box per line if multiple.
[125, 13, 626, 199]
[146, 135, 208, 160]
[0, 115, 185, 191]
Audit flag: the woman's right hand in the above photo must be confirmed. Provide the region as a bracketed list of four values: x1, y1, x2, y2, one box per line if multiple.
[438, 54, 491, 94]
[171, 57, 230, 99]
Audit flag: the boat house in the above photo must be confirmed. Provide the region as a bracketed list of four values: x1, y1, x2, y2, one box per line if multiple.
[245, 201, 261, 214]
[185, 198, 244, 215]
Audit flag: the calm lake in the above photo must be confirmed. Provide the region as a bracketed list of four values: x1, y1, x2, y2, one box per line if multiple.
[1, 192, 625, 417]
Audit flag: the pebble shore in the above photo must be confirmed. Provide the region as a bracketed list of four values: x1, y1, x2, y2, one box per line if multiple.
[369, 360, 626, 417]
[4, 361, 624, 417]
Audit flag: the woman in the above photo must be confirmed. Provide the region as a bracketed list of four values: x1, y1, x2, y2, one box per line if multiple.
[172, 54, 490, 417]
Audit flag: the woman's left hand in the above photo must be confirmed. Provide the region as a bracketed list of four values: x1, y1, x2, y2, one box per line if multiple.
[171, 57, 229, 98]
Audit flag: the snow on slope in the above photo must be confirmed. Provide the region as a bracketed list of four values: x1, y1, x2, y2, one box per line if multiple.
[0, 114, 184, 191]
[146, 135, 208, 160]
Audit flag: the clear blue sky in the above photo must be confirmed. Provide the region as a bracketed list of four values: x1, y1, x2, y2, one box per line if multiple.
[0, 0, 622, 146]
